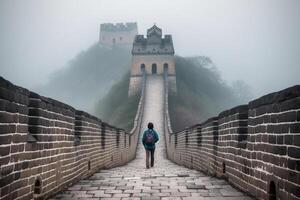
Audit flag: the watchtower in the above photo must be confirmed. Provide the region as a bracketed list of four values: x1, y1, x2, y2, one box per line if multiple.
[99, 22, 138, 47]
[128, 25, 176, 96]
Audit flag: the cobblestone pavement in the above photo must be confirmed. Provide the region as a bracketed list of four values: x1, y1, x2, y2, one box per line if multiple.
[50, 75, 253, 200]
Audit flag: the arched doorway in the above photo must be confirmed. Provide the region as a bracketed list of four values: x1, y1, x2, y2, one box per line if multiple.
[140, 64, 145, 74]
[152, 63, 157, 74]
[34, 178, 42, 195]
[269, 181, 276, 200]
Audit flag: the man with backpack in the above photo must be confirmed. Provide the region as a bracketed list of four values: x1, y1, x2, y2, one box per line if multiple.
[142, 122, 159, 169]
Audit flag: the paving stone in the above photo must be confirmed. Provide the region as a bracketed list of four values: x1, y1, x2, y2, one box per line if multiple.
[161, 197, 182, 200]
[135, 186, 151, 190]
[142, 189, 160, 193]
[161, 189, 179, 193]
[88, 191, 111, 198]
[183, 197, 205, 200]
[81, 186, 98, 191]
[220, 188, 245, 197]
[124, 189, 142, 194]
[156, 192, 171, 197]
[116, 186, 134, 190]
[113, 193, 130, 198]
[141, 197, 161, 200]
[205, 185, 223, 189]
[191, 192, 203, 197]
[132, 193, 151, 197]
[105, 189, 123, 194]
[171, 192, 191, 197]
[99, 186, 116, 190]
[152, 186, 169, 190]
[69, 191, 87, 195]
[74, 193, 93, 198]
[186, 184, 206, 190]
[143, 183, 160, 187]
[179, 189, 197, 193]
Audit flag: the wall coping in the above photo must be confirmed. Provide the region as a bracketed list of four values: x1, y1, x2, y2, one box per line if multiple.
[249, 85, 300, 109]
[165, 84, 300, 135]
[218, 105, 248, 118]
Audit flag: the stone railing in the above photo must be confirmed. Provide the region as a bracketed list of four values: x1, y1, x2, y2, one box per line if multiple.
[0, 75, 146, 200]
[164, 81, 300, 200]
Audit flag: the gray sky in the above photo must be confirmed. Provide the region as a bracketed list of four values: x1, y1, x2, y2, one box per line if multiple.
[0, 0, 299, 97]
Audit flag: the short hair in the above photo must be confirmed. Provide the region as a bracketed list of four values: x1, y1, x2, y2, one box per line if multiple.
[148, 122, 154, 129]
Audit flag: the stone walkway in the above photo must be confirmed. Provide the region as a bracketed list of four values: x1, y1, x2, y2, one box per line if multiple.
[50, 75, 253, 200]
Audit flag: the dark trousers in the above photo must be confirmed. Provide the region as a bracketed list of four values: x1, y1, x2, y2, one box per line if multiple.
[145, 149, 155, 168]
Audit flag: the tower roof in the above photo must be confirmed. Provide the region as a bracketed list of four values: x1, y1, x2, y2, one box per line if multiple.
[132, 25, 174, 55]
[147, 25, 162, 38]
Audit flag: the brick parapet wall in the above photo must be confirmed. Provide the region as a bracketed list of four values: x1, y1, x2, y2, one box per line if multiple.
[0, 76, 145, 200]
[164, 84, 300, 200]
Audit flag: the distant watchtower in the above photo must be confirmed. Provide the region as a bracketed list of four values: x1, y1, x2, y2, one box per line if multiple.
[99, 22, 138, 47]
[128, 25, 176, 96]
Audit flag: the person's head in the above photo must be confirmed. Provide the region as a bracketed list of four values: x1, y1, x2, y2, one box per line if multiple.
[148, 122, 154, 129]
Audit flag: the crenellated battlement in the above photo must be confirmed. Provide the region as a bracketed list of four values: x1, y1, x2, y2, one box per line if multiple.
[99, 22, 138, 46]
[100, 22, 137, 32]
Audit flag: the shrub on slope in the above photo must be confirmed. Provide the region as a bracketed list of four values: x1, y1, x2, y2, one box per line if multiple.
[95, 72, 140, 131]
[169, 56, 240, 131]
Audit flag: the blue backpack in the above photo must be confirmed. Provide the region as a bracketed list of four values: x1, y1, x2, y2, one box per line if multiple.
[144, 130, 155, 144]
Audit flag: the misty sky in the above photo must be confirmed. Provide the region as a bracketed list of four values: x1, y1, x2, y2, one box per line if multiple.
[0, 0, 299, 97]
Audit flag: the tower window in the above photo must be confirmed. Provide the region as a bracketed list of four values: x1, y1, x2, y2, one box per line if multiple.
[152, 63, 157, 74]
[141, 64, 146, 74]
[164, 63, 168, 70]
[120, 37, 122, 41]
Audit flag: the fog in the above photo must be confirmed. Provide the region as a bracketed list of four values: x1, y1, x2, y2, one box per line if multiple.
[0, 0, 299, 97]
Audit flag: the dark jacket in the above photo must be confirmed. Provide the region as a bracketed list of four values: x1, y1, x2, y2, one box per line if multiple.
[142, 129, 159, 150]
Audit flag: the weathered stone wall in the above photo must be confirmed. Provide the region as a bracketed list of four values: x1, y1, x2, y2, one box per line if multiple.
[164, 80, 300, 200]
[0, 76, 145, 200]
